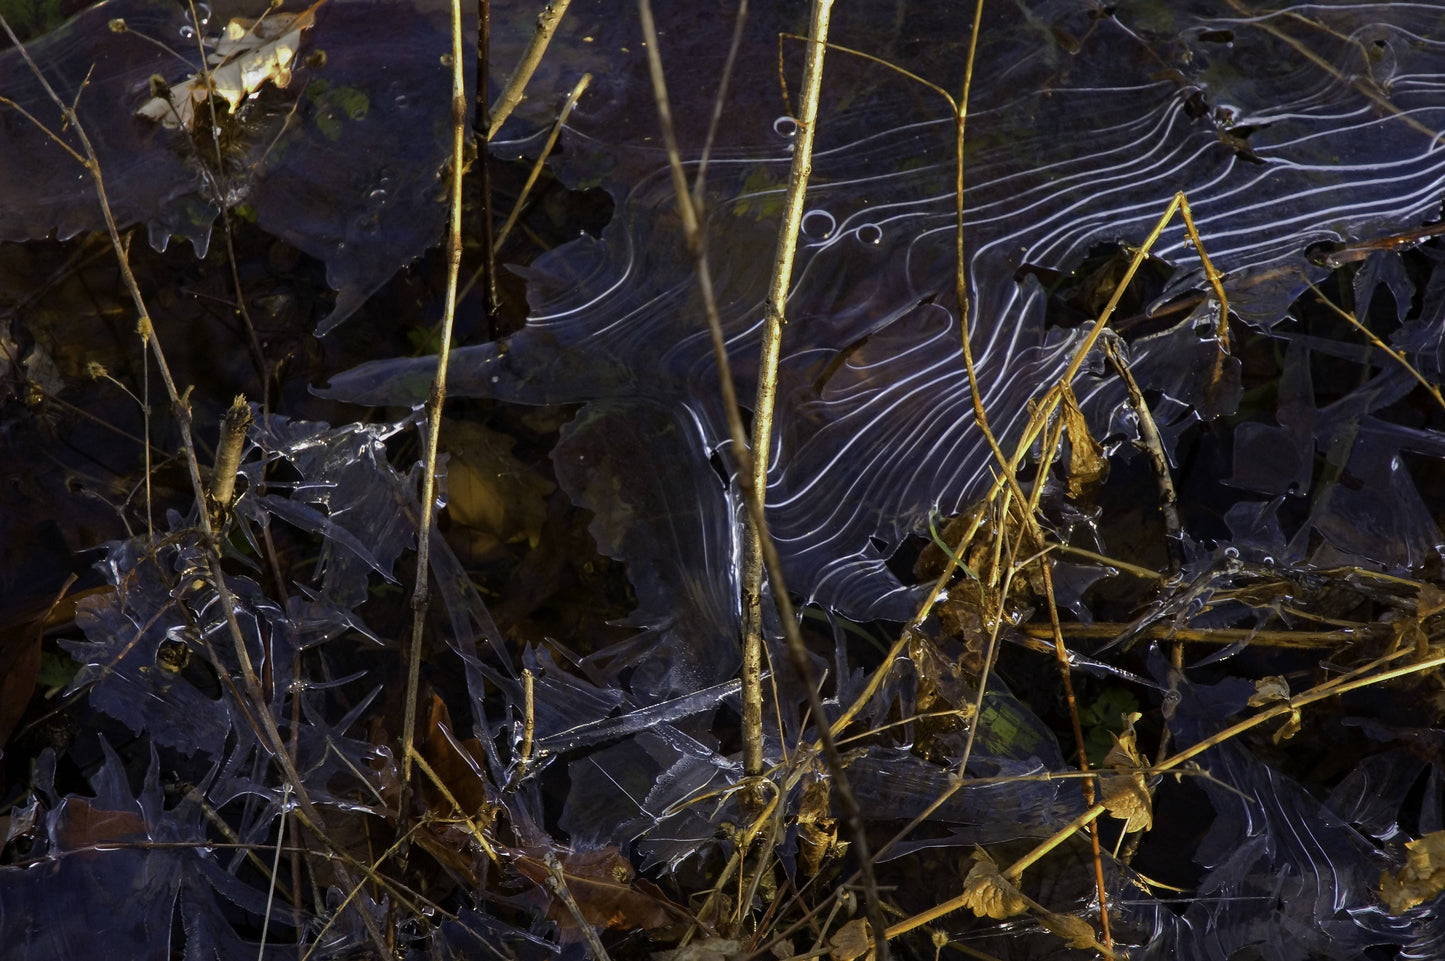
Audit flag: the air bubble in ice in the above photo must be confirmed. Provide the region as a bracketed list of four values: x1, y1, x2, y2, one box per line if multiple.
[801, 209, 836, 240]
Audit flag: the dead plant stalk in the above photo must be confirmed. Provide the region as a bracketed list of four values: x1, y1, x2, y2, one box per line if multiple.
[399, 0, 468, 808]
[638, 0, 890, 952]
[739, 0, 831, 781]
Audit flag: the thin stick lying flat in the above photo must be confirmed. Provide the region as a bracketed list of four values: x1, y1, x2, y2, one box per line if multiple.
[1102, 333, 1183, 572]
[491, 73, 591, 254]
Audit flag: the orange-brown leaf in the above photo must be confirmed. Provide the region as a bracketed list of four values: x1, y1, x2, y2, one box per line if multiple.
[514, 846, 692, 935]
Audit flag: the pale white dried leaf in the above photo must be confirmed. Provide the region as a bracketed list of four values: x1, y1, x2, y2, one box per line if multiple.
[137, 2, 322, 130]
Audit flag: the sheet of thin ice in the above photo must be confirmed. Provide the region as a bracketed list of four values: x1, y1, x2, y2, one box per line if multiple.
[328, 1, 1445, 626]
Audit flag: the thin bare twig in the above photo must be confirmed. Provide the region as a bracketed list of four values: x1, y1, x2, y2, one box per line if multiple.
[488, 0, 573, 140]
[739, 0, 833, 781]
[492, 72, 590, 253]
[1102, 333, 1185, 573]
[399, 0, 469, 809]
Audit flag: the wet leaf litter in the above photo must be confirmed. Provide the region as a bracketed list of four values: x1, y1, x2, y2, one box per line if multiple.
[3, 2, 1445, 960]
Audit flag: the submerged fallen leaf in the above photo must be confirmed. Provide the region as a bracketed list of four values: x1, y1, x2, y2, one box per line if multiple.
[512, 845, 692, 937]
[827, 919, 873, 961]
[653, 939, 744, 961]
[1380, 830, 1445, 914]
[440, 419, 555, 563]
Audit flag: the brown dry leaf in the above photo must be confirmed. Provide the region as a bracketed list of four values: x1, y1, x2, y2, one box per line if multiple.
[828, 919, 874, 961]
[421, 692, 493, 818]
[137, 0, 328, 129]
[1380, 830, 1445, 914]
[51, 797, 149, 853]
[411, 693, 500, 879]
[1418, 584, 1445, 619]
[0, 613, 43, 752]
[1100, 712, 1153, 832]
[513, 846, 692, 936]
[1039, 911, 1100, 950]
[1061, 384, 1107, 498]
[960, 848, 1029, 919]
[796, 772, 839, 878]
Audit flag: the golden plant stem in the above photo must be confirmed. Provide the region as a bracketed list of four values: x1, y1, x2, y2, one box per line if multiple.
[1306, 281, 1445, 415]
[488, 0, 573, 140]
[639, 2, 886, 947]
[399, 0, 468, 809]
[740, 0, 833, 780]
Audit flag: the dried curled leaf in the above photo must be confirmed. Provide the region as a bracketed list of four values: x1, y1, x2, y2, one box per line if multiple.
[1100, 771, 1154, 833]
[1247, 675, 1302, 742]
[1247, 675, 1291, 706]
[1061, 384, 1107, 498]
[796, 772, 840, 878]
[960, 848, 1029, 920]
[1417, 584, 1445, 620]
[1100, 712, 1153, 832]
[1380, 830, 1445, 914]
